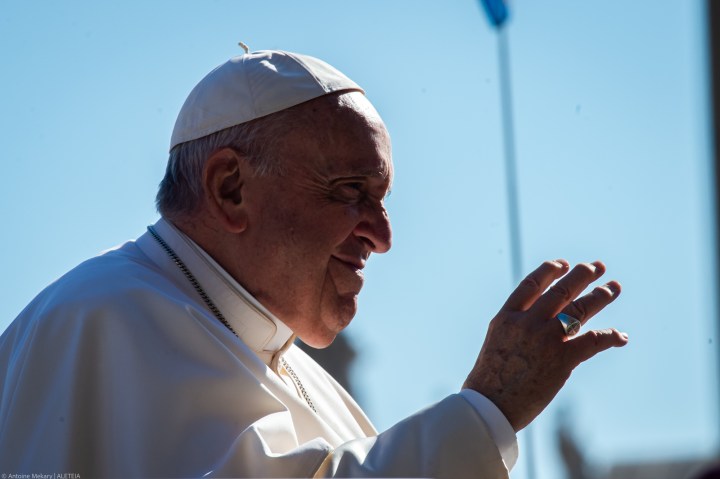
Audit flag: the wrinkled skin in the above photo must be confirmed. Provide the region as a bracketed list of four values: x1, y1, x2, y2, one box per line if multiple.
[181, 90, 628, 431]
[464, 259, 628, 431]
[182, 92, 392, 348]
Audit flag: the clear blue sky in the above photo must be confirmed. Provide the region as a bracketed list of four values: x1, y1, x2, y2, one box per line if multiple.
[1, 1, 716, 477]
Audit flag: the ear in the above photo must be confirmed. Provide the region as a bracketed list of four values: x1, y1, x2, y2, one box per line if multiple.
[202, 147, 252, 234]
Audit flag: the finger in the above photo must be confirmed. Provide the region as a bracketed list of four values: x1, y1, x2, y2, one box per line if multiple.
[501, 259, 569, 312]
[562, 281, 622, 326]
[567, 328, 629, 365]
[529, 261, 605, 319]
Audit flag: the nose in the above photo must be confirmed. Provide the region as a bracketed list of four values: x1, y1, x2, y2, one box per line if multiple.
[353, 204, 392, 254]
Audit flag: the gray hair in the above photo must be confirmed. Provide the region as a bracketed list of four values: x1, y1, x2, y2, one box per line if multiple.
[155, 92, 359, 219]
[156, 102, 314, 219]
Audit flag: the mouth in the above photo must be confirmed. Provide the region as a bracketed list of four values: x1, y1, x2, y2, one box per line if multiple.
[331, 249, 369, 270]
[329, 256, 366, 293]
[333, 256, 366, 271]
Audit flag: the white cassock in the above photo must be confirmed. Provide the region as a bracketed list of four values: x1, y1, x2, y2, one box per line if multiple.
[0, 219, 517, 478]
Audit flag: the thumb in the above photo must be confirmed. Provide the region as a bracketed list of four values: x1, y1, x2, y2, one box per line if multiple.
[568, 328, 629, 364]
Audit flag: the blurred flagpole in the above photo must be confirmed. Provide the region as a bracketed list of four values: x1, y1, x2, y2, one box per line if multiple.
[478, 1, 537, 478]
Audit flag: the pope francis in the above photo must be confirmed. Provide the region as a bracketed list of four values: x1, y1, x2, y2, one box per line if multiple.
[0, 50, 629, 478]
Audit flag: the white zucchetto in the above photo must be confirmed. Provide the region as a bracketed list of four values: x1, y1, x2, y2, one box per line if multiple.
[170, 50, 364, 150]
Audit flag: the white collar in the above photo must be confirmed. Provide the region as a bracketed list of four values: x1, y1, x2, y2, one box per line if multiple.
[136, 218, 294, 357]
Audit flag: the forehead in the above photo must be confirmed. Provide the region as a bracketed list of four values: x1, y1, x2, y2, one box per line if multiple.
[287, 93, 393, 182]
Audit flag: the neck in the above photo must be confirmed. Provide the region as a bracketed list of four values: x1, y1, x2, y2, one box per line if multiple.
[171, 215, 237, 273]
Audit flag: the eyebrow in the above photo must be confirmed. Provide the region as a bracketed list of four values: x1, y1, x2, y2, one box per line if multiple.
[330, 172, 394, 197]
[343, 166, 392, 179]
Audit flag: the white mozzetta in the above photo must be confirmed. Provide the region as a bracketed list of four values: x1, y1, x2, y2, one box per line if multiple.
[0, 218, 512, 478]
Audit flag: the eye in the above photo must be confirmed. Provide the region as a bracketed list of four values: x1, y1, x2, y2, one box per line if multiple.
[342, 182, 363, 192]
[336, 182, 365, 200]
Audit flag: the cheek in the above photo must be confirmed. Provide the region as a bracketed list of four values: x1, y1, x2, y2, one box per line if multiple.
[319, 272, 358, 330]
[293, 211, 360, 251]
[259, 199, 361, 268]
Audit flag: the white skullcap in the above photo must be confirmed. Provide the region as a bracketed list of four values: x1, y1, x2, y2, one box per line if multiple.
[170, 50, 364, 150]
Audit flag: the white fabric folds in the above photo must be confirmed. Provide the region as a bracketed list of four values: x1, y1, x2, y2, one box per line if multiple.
[0, 219, 511, 478]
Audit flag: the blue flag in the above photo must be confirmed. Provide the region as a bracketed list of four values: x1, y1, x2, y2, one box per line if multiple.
[480, 0, 509, 28]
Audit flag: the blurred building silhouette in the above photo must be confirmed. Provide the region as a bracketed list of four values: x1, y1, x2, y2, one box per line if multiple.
[556, 411, 717, 479]
[299, 335, 720, 479]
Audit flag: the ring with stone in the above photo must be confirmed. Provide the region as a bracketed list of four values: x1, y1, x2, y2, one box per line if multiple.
[556, 312, 581, 337]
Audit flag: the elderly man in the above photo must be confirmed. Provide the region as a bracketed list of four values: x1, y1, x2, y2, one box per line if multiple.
[0, 50, 628, 477]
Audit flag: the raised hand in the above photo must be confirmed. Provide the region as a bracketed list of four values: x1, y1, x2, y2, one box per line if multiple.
[463, 260, 628, 431]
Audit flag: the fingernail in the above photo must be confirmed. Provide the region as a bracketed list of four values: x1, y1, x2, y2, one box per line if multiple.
[598, 284, 614, 296]
[621, 332, 629, 340]
[554, 259, 569, 268]
[604, 282, 621, 296]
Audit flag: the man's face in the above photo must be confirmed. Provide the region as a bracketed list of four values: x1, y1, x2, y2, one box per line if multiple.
[240, 92, 393, 348]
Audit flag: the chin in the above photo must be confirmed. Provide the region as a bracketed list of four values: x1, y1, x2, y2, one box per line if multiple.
[304, 313, 356, 349]
[298, 294, 357, 348]
[302, 334, 336, 349]
[298, 325, 340, 348]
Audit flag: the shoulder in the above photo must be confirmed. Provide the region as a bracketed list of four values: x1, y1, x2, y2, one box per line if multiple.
[5, 240, 196, 345]
[51, 241, 176, 304]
